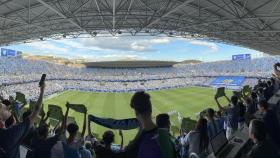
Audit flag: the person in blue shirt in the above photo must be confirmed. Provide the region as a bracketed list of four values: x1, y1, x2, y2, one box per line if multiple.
[216, 111, 225, 130]
[206, 108, 222, 139]
[215, 95, 240, 139]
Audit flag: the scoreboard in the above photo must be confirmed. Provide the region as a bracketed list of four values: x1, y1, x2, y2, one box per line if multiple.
[1, 48, 17, 57]
[232, 54, 251, 61]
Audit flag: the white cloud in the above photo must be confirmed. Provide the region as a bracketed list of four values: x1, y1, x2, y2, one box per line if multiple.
[20, 36, 220, 61]
[189, 40, 218, 52]
[26, 41, 68, 53]
[53, 40, 106, 52]
[78, 36, 171, 52]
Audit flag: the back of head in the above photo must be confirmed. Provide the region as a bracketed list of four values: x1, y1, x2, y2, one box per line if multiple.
[67, 123, 79, 136]
[206, 108, 215, 119]
[37, 124, 49, 139]
[196, 118, 208, 132]
[156, 113, 170, 129]
[195, 118, 209, 151]
[102, 130, 114, 145]
[231, 95, 238, 106]
[249, 119, 266, 141]
[85, 142, 92, 150]
[130, 91, 152, 116]
[251, 92, 257, 100]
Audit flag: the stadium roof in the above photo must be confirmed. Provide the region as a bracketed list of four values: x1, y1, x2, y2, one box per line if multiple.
[1, 0, 280, 54]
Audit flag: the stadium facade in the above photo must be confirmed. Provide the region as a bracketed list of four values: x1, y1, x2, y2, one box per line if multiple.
[83, 60, 178, 68]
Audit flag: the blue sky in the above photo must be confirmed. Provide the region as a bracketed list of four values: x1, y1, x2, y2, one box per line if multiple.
[3, 36, 264, 62]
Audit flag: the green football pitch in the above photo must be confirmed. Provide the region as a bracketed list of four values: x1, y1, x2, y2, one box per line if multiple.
[43, 86, 231, 145]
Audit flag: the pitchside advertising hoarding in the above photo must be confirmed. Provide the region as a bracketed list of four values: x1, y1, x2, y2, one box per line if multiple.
[1, 48, 17, 57]
[211, 76, 245, 90]
[232, 54, 251, 61]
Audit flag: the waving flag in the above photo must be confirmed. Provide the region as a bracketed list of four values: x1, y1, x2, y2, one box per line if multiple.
[16, 92, 27, 105]
[88, 114, 140, 130]
[48, 104, 64, 121]
[67, 103, 87, 114]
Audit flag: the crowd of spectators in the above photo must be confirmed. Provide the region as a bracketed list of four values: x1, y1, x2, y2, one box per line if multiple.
[0, 69, 280, 158]
[0, 77, 214, 100]
[0, 55, 280, 158]
[1, 56, 280, 80]
[2, 56, 277, 100]
[0, 56, 280, 158]
[175, 72, 280, 158]
[176, 56, 280, 77]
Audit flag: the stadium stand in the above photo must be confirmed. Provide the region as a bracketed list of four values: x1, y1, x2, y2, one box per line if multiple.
[1, 56, 280, 100]
[1, 57, 280, 158]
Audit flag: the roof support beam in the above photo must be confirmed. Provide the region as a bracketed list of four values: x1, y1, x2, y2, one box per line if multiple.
[233, 1, 272, 30]
[138, 0, 155, 12]
[178, 15, 280, 29]
[145, 0, 196, 28]
[205, 30, 280, 33]
[91, 0, 108, 29]
[72, 0, 91, 14]
[113, 0, 116, 30]
[0, 16, 54, 32]
[122, 0, 135, 24]
[0, 0, 12, 7]
[36, 0, 90, 34]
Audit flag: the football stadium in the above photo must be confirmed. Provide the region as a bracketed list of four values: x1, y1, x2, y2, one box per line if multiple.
[1, 0, 280, 158]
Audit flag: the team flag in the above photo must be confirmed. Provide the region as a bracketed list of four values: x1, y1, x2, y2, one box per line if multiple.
[49, 118, 60, 127]
[88, 114, 140, 130]
[67, 103, 87, 114]
[16, 92, 27, 105]
[48, 104, 64, 121]
[181, 117, 197, 132]
[215, 87, 226, 99]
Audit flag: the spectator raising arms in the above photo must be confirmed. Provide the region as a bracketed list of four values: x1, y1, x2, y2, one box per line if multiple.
[206, 108, 223, 139]
[215, 95, 240, 139]
[0, 82, 45, 158]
